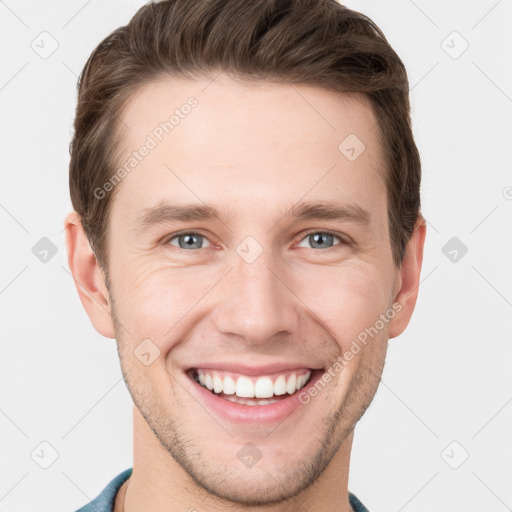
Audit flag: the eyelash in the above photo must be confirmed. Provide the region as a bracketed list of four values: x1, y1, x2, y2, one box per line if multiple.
[164, 229, 350, 253]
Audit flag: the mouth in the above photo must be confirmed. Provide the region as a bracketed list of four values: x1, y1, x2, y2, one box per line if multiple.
[186, 367, 322, 408]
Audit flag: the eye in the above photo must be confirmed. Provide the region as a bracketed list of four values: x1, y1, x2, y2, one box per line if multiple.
[164, 230, 348, 252]
[167, 232, 212, 250]
[297, 230, 346, 250]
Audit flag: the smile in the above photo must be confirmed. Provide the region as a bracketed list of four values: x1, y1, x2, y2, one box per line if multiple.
[186, 366, 324, 425]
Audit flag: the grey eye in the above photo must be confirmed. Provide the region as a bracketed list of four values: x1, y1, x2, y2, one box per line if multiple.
[168, 233, 212, 250]
[298, 232, 342, 249]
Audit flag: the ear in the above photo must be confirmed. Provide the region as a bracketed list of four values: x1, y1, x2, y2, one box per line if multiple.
[64, 211, 116, 339]
[388, 216, 427, 339]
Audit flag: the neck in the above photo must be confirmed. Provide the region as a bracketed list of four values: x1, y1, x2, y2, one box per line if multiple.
[118, 406, 355, 512]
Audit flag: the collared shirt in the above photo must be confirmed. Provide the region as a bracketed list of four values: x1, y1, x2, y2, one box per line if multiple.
[74, 468, 371, 512]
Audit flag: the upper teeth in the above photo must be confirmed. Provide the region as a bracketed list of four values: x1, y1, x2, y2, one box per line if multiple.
[196, 370, 311, 398]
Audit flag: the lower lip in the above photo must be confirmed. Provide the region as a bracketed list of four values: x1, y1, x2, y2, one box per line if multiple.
[186, 370, 323, 424]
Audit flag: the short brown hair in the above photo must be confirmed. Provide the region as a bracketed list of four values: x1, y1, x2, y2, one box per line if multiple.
[68, 0, 421, 272]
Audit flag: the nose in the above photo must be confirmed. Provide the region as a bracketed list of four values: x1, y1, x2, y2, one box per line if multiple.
[212, 249, 301, 346]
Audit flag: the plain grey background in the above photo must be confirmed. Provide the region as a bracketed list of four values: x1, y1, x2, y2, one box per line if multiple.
[1, 1, 511, 511]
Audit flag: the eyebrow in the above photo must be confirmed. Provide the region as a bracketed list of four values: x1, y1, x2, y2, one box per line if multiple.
[288, 201, 370, 225]
[131, 200, 371, 234]
[132, 203, 223, 234]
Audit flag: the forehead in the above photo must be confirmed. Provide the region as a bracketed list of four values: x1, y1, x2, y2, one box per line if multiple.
[112, 74, 385, 224]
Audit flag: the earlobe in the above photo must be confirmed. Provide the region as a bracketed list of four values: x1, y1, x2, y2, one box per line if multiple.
[64, 211, 116, 339]
[388, 216, 427, 339]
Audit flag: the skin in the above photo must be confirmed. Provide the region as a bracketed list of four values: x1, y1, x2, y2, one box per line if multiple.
[65, 74, 426, 512]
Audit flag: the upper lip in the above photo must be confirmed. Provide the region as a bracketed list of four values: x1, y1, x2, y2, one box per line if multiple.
[185, 362, 323, 376]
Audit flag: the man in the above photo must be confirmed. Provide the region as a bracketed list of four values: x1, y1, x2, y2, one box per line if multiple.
[65, 1, 426, 510]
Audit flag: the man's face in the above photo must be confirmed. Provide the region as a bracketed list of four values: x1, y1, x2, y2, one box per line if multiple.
[103, 75, 402, 504]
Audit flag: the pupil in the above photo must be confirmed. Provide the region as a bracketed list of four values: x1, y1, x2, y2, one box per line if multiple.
[181, 234, 200, 249]
[312, 233, 332, 249]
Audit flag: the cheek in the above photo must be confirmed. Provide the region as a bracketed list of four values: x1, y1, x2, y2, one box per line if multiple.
[112, 259, 220, 345]
[294, 262, 393, 351]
